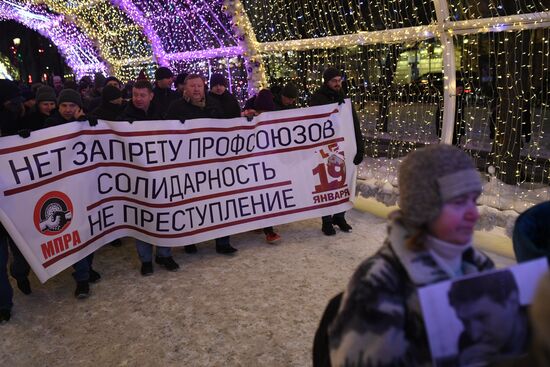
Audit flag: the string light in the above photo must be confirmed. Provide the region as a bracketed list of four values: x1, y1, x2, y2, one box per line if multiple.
[0, 0, 108, 79]
[0, 53, 19, 80]
[23, 0, 156, 80]
[1, 0, 548, 211]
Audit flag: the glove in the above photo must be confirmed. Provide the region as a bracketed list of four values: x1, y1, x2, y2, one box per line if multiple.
[18, 129, 31, 138]
[88, 116, 98, 127]
[353, 152, 364, 165]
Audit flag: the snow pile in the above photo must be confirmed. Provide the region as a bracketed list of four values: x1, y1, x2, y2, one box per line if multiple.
[356, 157, 550, 237]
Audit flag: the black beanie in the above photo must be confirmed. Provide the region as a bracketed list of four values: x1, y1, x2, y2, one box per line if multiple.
[36, 86, 57, 104]
[323, 67, 341, 84]
[210, 73, 227, 88]
[102, 85, 122, 103]
[58, 88, 83, 107]
[281, 83, 298, 98]
[155, 67, 173, 80]
[104, 76, 122, 87]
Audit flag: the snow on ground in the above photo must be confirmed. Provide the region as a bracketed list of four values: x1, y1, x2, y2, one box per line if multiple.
[1, 208, 514, 367]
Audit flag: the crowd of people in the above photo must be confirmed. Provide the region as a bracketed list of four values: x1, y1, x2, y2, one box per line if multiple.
[1, 66, 548, 367]
[0, 67, 363, 314]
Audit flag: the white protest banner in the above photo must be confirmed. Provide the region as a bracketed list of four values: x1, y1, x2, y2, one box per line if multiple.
[0, 101, 357, 282]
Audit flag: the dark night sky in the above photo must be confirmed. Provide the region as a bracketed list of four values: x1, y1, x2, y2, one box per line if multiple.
[0, 20, 68, 84]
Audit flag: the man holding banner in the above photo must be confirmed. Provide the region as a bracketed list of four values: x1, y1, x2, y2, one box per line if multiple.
[121, 80, 180, 276]
[166, 74, 237, 254]
[310, 67, 365, 236]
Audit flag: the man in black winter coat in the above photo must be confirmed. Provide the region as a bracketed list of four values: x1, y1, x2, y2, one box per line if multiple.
[117, 80, 180, 276]
[0, 81, 32, 322]
[165, 74, 237, 255]
[118, 80, 161, 121]
[165, 74, 224, 120]
[44, 88, 88, 128]
[90, 85, 125, 121]
[207, 73, 241, 119]
[274, 83, 299, 111]
[41, 88, 102, 298]
[21, 86, 57, 132]
[152, 67, 179, 116]
[310, 67, 365, 236]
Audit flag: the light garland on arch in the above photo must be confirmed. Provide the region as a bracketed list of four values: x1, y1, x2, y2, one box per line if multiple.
[0, 0, 108, 79]
[24, 0, 156, 81]
[223, 0, 267, 95]
[0, 53, 19, 80]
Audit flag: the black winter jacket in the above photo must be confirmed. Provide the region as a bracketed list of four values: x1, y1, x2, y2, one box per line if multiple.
[207, 91, 241, 119]
[91, 102, 126, 121]
[310, 85, 365, 164]
[152, 86, 180, 116]
[165, 96, 223, 120]
[117, 101, 162, 121]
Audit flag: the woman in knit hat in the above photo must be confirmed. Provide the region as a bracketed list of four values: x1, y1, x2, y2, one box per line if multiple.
[325, 144, 495, 366]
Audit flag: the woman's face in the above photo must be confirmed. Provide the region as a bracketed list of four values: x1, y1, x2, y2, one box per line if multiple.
[428, 191, 480, 245]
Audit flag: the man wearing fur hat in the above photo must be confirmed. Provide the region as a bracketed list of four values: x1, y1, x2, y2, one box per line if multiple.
[310, 67, 365, 236]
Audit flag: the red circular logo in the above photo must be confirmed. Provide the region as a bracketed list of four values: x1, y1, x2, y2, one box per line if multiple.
[33, 191, 74, 236]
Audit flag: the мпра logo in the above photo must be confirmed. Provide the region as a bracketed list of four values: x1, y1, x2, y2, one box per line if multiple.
[34, 191, 73, 236]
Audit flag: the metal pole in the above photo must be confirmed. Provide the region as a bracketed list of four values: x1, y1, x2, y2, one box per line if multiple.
[432, 0, 456, 145]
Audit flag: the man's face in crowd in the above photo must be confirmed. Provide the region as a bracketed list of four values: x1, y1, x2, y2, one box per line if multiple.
[210, 84, 226, 96]
[132, 87, 154, 111]
[38, 101, 56, 116]
[184, 77, 205, 103]
[455, 293, 520, 351]
[53, 76, 63, 90]
[281, 95, 296, 107]
[327, 76, 342, 92]
[157, 77, 173, 89]
[59, 102, 79, 120]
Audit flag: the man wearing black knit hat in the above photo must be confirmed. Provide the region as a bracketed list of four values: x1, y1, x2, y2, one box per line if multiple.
[45, 88, 87, 127]
[208, 73, 241, 119]
[20, 86, 57, 131]
[310, 67, 365, 236]
[90, 85, 125, 121]
[41, 88, 101, 298]
[274, 83, 299, 110]
[152, 66, 179, 114]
